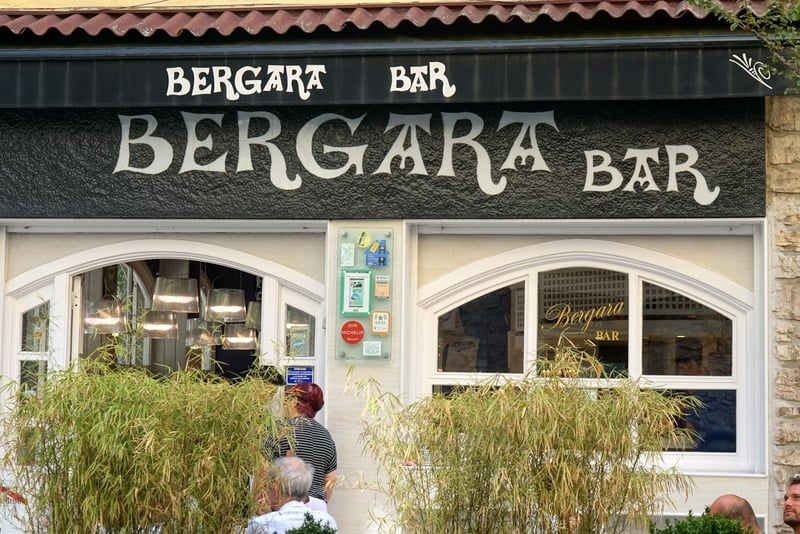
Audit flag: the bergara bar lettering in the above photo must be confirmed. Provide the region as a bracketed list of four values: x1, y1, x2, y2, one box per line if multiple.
[165, 62, 458, 102]
[541, 301, 626, 333]
[166, 65, 327, 101]
[114, 110, 720, 204]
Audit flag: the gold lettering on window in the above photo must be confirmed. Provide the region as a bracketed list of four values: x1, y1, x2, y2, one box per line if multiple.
[541, 301, 625, 333]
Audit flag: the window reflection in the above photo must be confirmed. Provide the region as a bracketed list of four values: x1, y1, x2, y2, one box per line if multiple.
[21, 301, 49, 353]
[437, 283, 523, 373]
[671, 389, 737, 453]
[538, 268, 628, 374]
[20, 359, 47, 397]
[642, 282, 732, 376]
[286, 305, 315, 358]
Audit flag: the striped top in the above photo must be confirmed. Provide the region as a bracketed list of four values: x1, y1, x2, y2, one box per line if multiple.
[269, 416, 337, 502]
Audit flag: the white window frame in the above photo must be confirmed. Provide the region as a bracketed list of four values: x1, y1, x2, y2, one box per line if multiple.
[413, 230, 764, 475]
[258, 279, 324, 367]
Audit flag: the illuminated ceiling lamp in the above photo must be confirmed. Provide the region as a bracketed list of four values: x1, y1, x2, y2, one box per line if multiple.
[244, 302, 261, 330]
[185, 318, 221, 348]
[221, 323, 258, 351]
[151, 277, 199, 314]
[207, 288, 247, 323]
[141, 310, 179, 339]
[84, 300, 126, 335]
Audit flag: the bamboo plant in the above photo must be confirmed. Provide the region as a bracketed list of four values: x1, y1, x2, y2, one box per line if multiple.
[353, 337, 700, 534]
[0, 309, 288, 534]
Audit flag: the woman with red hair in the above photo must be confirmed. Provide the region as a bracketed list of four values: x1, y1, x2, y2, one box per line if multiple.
[269, 383, 338, 512]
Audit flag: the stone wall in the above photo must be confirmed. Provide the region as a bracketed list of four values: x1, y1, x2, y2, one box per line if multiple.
[768, 95, 800, 533]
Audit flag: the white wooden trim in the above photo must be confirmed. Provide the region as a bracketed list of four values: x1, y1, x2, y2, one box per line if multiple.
[5, 238, 324, 298]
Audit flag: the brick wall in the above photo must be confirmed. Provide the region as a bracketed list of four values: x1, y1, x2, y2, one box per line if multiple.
[768, 95, 800, 533]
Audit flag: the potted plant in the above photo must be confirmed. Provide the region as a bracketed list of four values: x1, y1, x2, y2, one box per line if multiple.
[352, 336, 701, 534]
[0, 359, 287, 534]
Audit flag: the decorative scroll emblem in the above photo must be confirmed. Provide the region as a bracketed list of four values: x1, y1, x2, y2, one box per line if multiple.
[730, 53, 773, 89]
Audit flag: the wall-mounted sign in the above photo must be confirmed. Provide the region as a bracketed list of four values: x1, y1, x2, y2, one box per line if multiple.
[336, 228, 394, 360]
[286, 366, 314, 385]
[340, 320, 365, 345]
[0, 102, 765, 219]
[340, 270, 372, 316]
[370, 311, 390, 336]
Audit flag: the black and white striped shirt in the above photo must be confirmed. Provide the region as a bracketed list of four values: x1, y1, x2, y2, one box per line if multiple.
[270, 416, 337, 502]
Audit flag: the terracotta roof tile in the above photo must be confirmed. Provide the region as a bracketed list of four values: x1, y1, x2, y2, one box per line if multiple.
[0, 2, 773, 38]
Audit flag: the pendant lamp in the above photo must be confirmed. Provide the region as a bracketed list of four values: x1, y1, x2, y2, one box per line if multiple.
[152, 277, 199, 314]
[221, 323, 258, 351]
[84, 300, 126, 335]
[141, 310, 178, 339]
[185, 318, 221, 348]
[207, 288, 246, 323]
[244, 302, 261, 330]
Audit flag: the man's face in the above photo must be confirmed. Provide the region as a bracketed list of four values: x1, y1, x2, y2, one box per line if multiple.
[784, 482, 800, 526]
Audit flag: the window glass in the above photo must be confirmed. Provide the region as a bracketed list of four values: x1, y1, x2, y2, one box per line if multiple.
[437, 283, 523, 373]
[19, 360, 47, 397]
[670, 389, 737, 453]
[642, 282, 732, 376]
[286, 305, 315, 358]
[538, 268, 628, 374]
[21, 301, 49, 353]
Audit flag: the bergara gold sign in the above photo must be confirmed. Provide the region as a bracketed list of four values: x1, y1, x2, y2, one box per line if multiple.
[541, 301, 625, 333]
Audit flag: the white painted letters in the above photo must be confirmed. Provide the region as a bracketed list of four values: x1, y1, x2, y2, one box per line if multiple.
[375, 114, 432, 175]
[666, 145, 720, 205]
[390, 62, 456, 97]
[179, 112, 227, 173]
[584, 145, 719, 205]
[114, 114, 173, 175]
[583, 150, 624, 192]
[499, 111, 559, 173]
[114, 110, 724, 206]
[296, 114, 368, 179]
[164, 64, 326, 102]
[623, 148, 660, 192]
[237, 111, 300, 190]
[439, 112, 501, 195]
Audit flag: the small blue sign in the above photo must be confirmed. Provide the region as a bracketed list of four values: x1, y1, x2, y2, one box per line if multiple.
[286, 366, 314, 385]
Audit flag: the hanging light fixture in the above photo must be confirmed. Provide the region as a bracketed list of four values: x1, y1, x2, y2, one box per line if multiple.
[152, 277, 199, 314]
[207, 288, 246, 323]
[84, 300, 126, 335]
[244, 302, 261, 330]
[221, 323, 258, 351]
[141, 310, 178, 339]
[185, 318, 221, 348]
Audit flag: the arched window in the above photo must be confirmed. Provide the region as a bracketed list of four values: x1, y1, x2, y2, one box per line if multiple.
[416, 239, 760, 473]
[2, 239, 325, 392]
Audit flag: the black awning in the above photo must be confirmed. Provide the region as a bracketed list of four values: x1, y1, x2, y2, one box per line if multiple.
[0, 34, 787, 108]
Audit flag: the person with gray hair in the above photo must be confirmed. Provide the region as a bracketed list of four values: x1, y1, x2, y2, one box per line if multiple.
[246, 456, 337, 534]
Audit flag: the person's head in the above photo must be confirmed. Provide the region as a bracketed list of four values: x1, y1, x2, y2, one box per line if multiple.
[784, 474, 800, 529]
[270, 456, 314, 502]
[251, 456, 315, 513]
[287, 383, 325, 417]
[709, 494, 761, 533]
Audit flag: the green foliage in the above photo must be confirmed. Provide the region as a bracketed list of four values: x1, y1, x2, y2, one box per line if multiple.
[352, 337, 699, 534]
[692, 0, 800, 92]
[0, 360, 287, 534]
[285, 512, 338, 533]
[649, 508, 754, 533]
